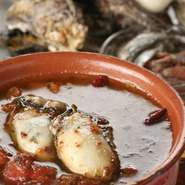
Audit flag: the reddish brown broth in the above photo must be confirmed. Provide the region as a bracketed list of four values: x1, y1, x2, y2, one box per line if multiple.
[0, 79, 172, 185]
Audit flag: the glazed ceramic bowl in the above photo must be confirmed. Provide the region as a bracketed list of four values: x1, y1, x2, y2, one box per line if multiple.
[0, 52, 184, 185]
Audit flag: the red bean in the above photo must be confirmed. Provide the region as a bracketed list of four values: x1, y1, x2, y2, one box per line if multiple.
[144, 108, 167, 125]
[92, 75, 108, 87]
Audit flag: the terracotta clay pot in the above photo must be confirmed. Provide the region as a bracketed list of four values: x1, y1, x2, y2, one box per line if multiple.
[0, 52, 184, 185]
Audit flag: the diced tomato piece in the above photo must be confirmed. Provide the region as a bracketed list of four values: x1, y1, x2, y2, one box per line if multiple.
[56, 175, 103, 185]
[92, 75, 108, 88]
[1, 103, 16, 113]
[56, 175, 75, 185]
[47, 82, 60, 94]
[3, 153, 57, 185]
[0, 147, 10, 171]
[6, 87, 22, 98]
[30, 164, 57, 184]
[3, 153, 34, 185]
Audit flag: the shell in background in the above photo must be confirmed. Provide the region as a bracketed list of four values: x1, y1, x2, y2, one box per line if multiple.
[135, 0, 174, 13]
[117, 32, 166, 62]
[6, 0, 88, 51]
[175, 0, 185, 29]
[101, 29, 185, 66]
[95, 0, 170, 31]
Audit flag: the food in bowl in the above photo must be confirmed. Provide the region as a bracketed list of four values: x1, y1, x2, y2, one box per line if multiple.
[0, 75, 172, 185]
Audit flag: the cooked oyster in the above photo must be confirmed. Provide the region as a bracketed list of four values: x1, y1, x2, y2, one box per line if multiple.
[5, 95, 67, 161]
[50, 111, 118, 181]
[4, 94, 118, 180]
[5, 0, 88, 52]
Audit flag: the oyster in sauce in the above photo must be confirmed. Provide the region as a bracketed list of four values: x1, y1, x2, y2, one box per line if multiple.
[50, 111, 118, 181]
[5, 95, 67, 161]
[3, 94, 118, 181]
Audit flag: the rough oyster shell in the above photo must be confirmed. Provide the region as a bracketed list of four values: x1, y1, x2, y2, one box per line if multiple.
[6, 0, 88, 51]
[95, 0, 170, 31]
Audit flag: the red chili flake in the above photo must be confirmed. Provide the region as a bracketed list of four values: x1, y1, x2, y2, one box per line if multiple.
[144, 108, 167, 126]
[96, 141, 102, 146]
[0, 147, 10, 170]
[1, 103, 16, 113]
[47, 82, 60, 94]
[92, 75, 108, 87]
[75, 143, 81, 148]
[6, 87, 22, 98]
[74, 129, 79, 134]
[44, 146, 54, 154]
[21, 132, 28, 138]
[121, 166, 138, 176]
[90, 124, 100, 134]
[57, 174, 102, 185]
[30, 164, 57, 184]
[15, 153, 35, 168]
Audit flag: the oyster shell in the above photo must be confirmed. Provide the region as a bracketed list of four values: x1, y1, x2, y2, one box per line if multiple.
[144, 51, 185, 101]
[101, 30, 185, 66]
[6, 0, 88, 51]
[175, 0, 185, 30]
[50, 111, 118, 181]
[135, 0, 173, 13]
[117, 32, 166, 62]
[95, 0, 170, 31]
[5, 95, 67, 161]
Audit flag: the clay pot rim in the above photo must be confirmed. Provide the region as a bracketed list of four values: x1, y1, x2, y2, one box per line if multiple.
[0, 51, 184, 184]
